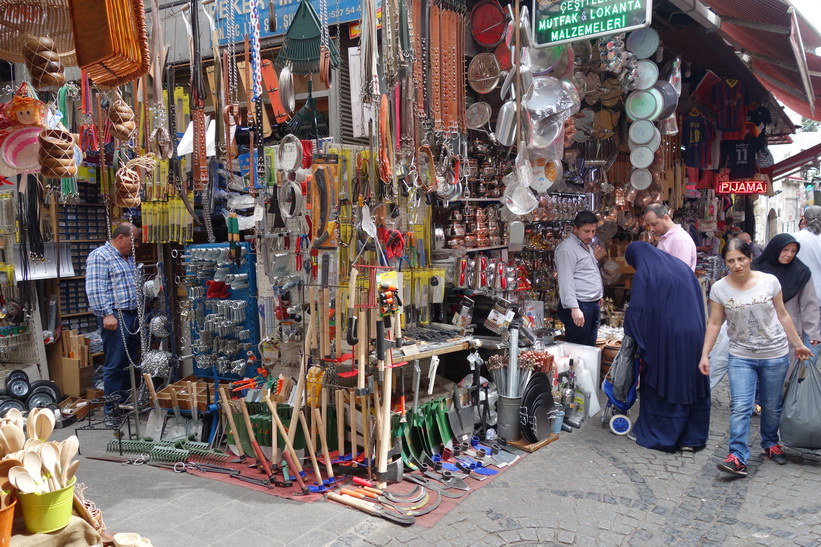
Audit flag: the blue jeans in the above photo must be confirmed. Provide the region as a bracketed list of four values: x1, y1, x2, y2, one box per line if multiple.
[727, 354, 789, 464]
[557, 301, 600, 347]
[99, 312, 141, 415]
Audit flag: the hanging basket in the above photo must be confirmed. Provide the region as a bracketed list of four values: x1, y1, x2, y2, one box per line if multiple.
[0, 0, 76, 66]
[68, 0, 150, 88]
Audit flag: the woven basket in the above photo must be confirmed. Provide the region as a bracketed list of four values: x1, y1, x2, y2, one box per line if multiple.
[68, 0, 150, 88]
[0, 0, 76, 66]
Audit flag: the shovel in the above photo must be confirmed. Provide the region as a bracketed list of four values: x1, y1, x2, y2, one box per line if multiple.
[164, 388, 188, 440]
[186, 381, 205, 441]
[143, 374, 165, 441]
[447, 387, 474, 443]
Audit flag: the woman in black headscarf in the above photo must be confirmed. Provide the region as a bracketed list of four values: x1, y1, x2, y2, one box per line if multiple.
[624, 242, 711, 453]
[753, 233, 820, 374]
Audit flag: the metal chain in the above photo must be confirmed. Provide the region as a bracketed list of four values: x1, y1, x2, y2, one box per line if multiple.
[227, 0, 238, 104]
[249, 0, 263, 102]
[320, 0, 329, 48]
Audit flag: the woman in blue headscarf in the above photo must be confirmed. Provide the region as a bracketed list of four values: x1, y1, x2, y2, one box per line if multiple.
[624, 241, 711, 452]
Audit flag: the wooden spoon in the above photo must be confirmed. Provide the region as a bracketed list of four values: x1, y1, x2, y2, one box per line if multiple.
[59, 436, 79, 485]
[39, 411, 55, 441]
[2, 424, 24, 452]
[39, 443, 59, 490]
[62, 460, 79, 488]
[0, 428, 10, 456]
[22, 451, 43, 490]
[9, 468, 40, 494]
[23, 439, 43, 451]
[25, 409, 38, 441]
[4, 409, 23, 429]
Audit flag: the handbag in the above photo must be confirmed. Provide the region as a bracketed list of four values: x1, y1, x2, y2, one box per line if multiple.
[779, 359, 821, 449]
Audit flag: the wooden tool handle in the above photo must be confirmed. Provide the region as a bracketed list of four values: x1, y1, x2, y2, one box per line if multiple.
[239, 397, 274, 476]
[298, 410, 324, 485]
[314, 405, 334, 480]
[187, 381, 197, 416]
[340, 487, 368, 499]
[238, 397, 255, 437]
[143, 374, 159, 405]
[263, 392, 303, 473]
[327, 492, 378, 515]
[218, 386, 245, 457]
[170, 388, 179, 407]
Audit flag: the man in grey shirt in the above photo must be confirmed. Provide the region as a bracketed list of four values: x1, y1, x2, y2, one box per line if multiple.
[555, 211, 604, 346]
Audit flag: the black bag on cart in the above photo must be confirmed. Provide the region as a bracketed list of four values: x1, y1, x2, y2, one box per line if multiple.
[780, 359, 821, 450]
[610, 335, 638, 404]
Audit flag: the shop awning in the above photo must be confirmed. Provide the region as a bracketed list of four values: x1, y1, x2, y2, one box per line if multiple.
[771, 141, 821, 179]
[697, 0, 821, 120]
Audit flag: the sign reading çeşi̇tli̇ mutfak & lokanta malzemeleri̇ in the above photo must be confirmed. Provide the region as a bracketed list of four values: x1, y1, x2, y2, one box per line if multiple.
[532, 0, 653, 48]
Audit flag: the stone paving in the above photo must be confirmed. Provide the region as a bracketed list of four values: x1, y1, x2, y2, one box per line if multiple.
[64, 378, 821, 546]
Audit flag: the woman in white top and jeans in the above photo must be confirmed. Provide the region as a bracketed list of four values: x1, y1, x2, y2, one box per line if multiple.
[699, 239, 812, 477]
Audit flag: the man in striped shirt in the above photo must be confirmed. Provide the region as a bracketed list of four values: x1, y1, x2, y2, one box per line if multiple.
[85, 222, 142, 422]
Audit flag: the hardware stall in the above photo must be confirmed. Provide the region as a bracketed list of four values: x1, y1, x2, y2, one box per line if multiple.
[0, 0, 814, 539]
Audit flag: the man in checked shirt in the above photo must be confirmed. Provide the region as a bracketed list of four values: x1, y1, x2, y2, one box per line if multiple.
[85, 222, 142, 424]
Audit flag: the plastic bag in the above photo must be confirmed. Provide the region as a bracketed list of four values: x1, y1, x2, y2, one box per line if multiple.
[611, 335, 638, 403]
[779, 359, 821, 449]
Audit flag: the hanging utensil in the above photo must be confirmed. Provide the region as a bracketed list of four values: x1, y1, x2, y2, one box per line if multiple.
[164, 388, 188, 440]
[143, 374, 165, 441]
[186, 381, 204, 441]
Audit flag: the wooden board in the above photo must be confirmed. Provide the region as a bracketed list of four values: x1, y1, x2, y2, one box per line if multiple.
[507, 433, 560, 453]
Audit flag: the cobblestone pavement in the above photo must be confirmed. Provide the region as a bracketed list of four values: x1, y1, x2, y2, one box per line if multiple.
[69, 378, 821, 546]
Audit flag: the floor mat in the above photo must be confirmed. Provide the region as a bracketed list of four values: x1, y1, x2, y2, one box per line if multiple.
[177, 451, 526, 527]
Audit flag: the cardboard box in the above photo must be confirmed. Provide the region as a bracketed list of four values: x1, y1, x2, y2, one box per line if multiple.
[59, 397, 90, 425]
[156, 376, 226, 412]
[51, 357, 93, 397]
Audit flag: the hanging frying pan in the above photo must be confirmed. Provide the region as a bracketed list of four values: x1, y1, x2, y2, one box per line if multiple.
[630, 168, 653, 190]
[470, 0, 507, 48]
[466, 101, 492, 130]
[468, 53, 501, 94]
[630, 146, 654, 169]
[625, 90, 662, 121]
[626, 27, 660, 59]
[279, 64, 295, 113]
[494, 42, 512, 71]
[652, 80, 679, 119]
[634, 60, 659, 90]
[600, 77, 623, 107]
[629, 124, 662, 152]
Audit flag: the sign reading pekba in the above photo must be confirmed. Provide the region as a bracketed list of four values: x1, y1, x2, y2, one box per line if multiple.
[532, 0, 653, 48]
[717, 180, 768, 194]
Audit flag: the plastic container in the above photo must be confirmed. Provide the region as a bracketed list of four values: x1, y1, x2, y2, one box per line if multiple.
[0, 497, 16, 546]
[497, 396, 522, 441]
[551, 411, 565, 434]
[17, 478, 76, 534]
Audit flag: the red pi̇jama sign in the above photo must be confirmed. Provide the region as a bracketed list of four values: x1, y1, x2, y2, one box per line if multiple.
[717, 180, 768, 194]
[532, 0, 653, 48]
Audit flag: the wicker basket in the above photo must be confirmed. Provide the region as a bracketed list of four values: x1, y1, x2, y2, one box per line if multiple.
[0, 0, 76, 66]
[68, 0, 150, 88]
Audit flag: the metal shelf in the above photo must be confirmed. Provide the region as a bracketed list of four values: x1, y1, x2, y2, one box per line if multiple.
[463, 244, 508, 253]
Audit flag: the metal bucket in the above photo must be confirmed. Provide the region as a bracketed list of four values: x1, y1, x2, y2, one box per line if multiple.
[497, 395, 522, 441]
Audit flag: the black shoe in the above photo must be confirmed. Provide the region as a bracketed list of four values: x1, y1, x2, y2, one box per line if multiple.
[717, 454, 747, 477]
[680, 445, 706, 452]
[765, 445, 788, 465]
